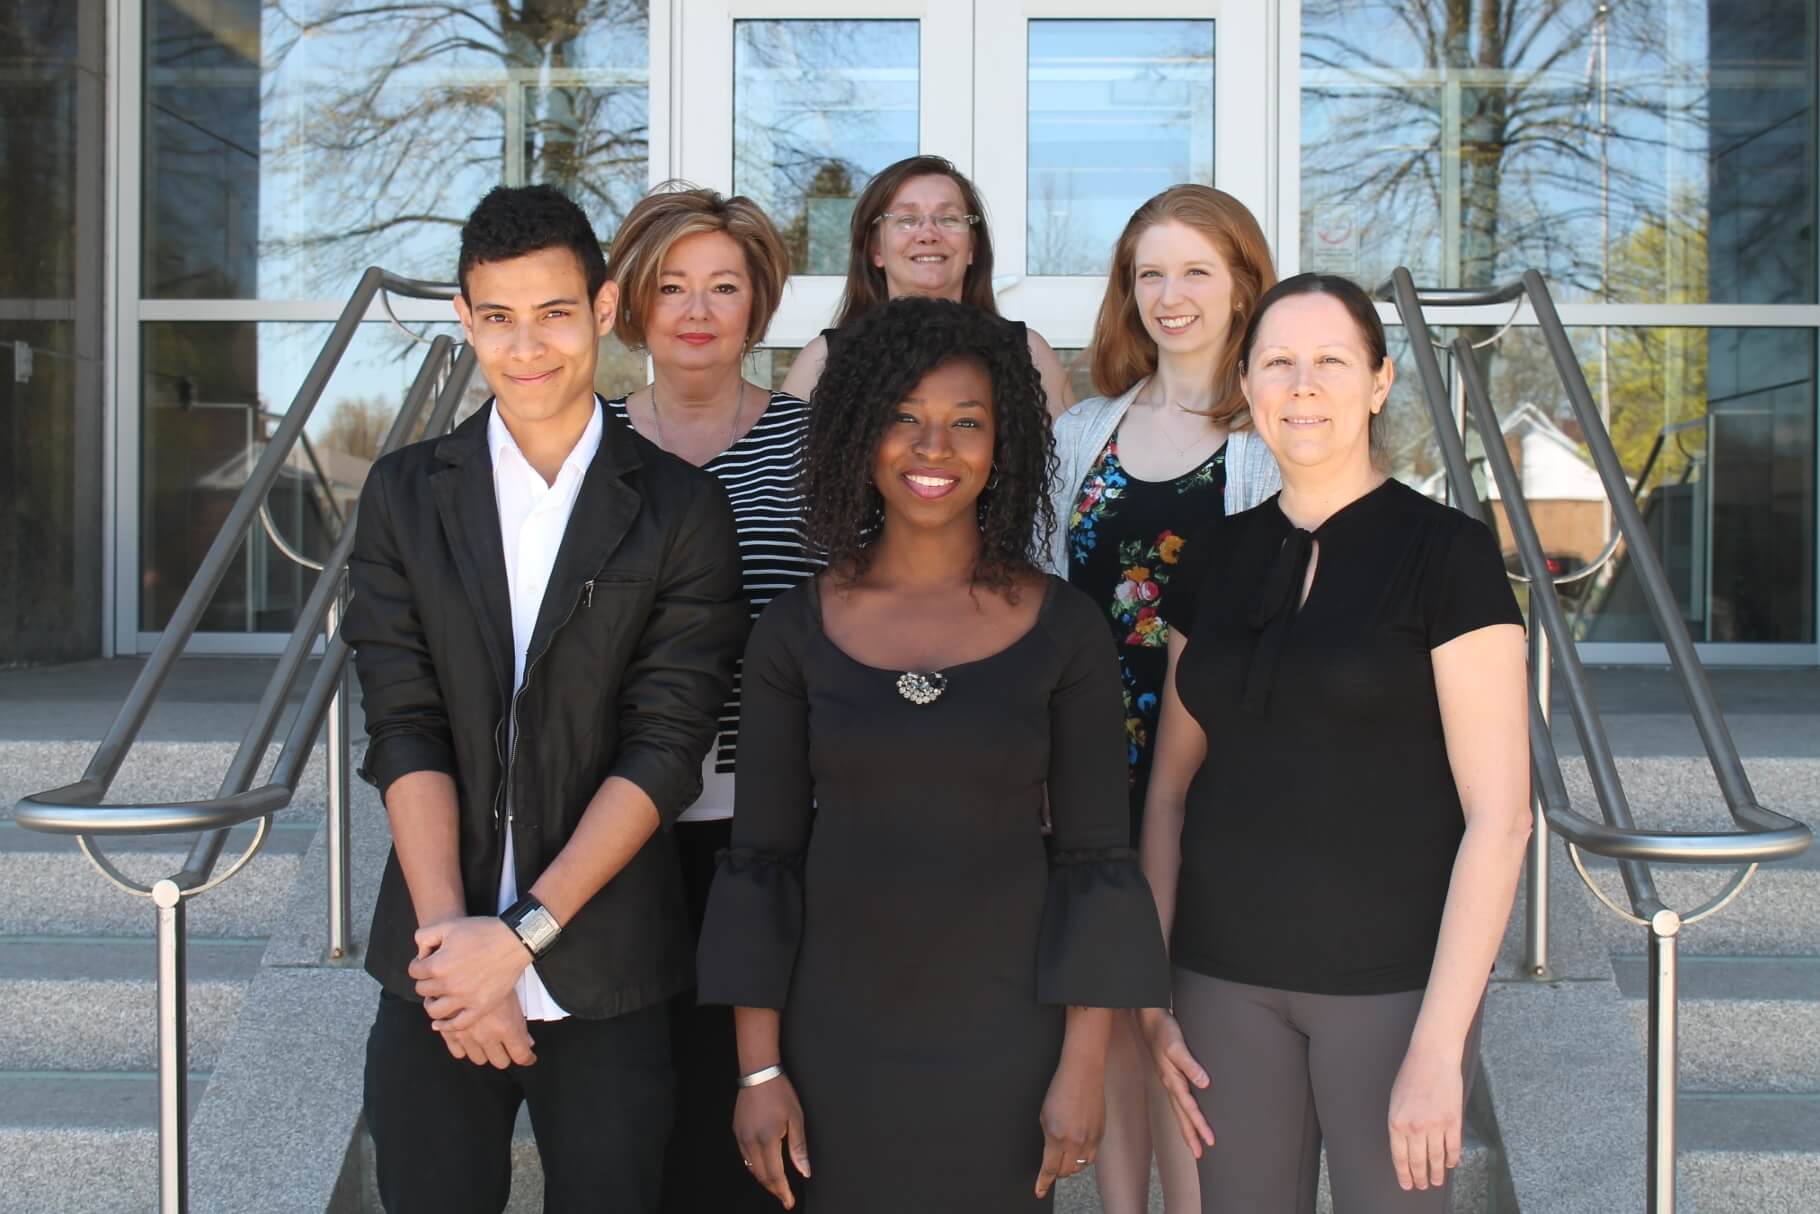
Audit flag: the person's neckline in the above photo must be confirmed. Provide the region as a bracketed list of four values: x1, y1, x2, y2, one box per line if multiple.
[607, 389, 777, 464]
[808, 573, 1061, 677]
[1270, 475, 1400, 534]
[1106, 436, 1228, 487]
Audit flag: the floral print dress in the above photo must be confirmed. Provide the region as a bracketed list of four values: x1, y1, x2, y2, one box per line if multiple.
[1066, 435, 1227, 843]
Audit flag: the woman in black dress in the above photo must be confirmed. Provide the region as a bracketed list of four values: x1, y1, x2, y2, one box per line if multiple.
[698, 297, 1170, 1212]
[1138, 275, 1532, 1212]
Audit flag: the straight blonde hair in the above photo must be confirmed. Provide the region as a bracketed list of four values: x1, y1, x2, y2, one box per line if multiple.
[1087, 185, 1277, 428]
[606, 181, 790, 351]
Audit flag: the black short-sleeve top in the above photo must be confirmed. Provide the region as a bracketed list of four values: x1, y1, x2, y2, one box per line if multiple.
[1164, 478, 1523, 995]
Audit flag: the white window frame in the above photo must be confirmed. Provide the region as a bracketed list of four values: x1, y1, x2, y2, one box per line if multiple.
[676, 0, 1282, 349]
[975, 0, 1276, 347]
[676, 0, 973, 345]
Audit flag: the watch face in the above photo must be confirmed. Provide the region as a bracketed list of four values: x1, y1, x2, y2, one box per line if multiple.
[518, 905, 561, 956]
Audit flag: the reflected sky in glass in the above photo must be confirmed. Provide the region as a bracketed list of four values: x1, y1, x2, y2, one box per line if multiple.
[733, 20, 919, 275]
[1027, 20, 1214, 276]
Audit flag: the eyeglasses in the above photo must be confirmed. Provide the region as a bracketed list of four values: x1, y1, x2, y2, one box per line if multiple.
[873, 211, 980, 234]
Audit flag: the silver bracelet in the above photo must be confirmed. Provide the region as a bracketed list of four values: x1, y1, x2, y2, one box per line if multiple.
[737, 1063, 785, 1089]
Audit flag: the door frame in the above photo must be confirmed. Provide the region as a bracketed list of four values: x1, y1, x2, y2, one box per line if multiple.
[671, 0, 1290, 349]
[675, 0, 974, 345]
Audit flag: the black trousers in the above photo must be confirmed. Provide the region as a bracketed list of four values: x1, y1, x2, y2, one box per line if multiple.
[365, 990, 673, 1214]
[660, 818, 773, 1214]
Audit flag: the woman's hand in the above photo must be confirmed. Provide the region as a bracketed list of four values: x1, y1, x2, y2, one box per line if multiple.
[733, 1074, 810, 1209]
[1138, 1006, 1214, 1156]
[1387, 1045, 1463, 1192]
[1035, 1048, 1105, 1198]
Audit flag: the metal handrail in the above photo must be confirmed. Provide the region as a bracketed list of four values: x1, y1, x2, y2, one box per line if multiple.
[1569, 415, 1708, 631]
[1389, 266, 1810, 1214]
[12, 268, 473, 1214]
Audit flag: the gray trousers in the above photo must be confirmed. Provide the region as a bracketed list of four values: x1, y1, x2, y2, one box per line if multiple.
[1173, 967, 1483, 1214]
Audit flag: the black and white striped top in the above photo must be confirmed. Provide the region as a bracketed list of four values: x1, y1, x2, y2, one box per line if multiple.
[606, 391, 819, 821]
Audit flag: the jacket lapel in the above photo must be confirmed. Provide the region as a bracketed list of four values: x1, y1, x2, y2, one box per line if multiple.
[523, 409, 645, 670]
[430, 403, 515, 703]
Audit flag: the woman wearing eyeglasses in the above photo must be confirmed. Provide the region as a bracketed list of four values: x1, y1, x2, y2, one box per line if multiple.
[779, 155, 1076, 416]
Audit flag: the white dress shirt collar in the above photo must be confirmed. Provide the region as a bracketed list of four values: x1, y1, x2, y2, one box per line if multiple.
[486, 396, 604, 492]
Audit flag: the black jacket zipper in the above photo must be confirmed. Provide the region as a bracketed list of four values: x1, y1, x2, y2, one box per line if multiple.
[493, 579, 597, 902]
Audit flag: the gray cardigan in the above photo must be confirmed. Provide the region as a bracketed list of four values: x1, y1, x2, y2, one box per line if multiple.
[1044, 379, 1282, 576]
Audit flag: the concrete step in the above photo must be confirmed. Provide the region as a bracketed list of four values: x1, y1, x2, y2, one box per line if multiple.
[1, 738, 334, 826]
[1612, 955, 1820, 1093]
[0, 936, 265, 1071]
[0, 819, 313, 938]
[1680, 1092, 1820, 1213]
[1579, 848, 1820, 956]
[347, 1114, 1496, 1213]
[1553, 756, 1819, 825]
[0, 1071, 207, 1214]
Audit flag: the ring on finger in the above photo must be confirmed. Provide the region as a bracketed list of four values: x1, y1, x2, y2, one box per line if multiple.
[1074, 1158, 1090, 1166]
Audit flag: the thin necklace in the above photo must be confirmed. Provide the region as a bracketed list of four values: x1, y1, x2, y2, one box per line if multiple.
[1139, 385, 1215, 457]
[649, 380, 748, 457]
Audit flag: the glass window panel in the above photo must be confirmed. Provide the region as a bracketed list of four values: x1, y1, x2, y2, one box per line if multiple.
[1301, 0, 1817, 304]
[1027, 20, 1214, 276]
[139, 321, 481, 632]
[143, 1, 651, 299]
[1389, 325, 1815, 644]
[2, 1, 106, 663]
[733, 20, 919, 275]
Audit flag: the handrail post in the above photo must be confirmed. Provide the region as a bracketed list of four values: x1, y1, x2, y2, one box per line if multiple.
[325, 572, 353, 961]
[1450, 369, 1469, 510]
[1647, 907, 1682, 1214]
[153, 879, 189, 1214]
[1525, 623, 1553, 978]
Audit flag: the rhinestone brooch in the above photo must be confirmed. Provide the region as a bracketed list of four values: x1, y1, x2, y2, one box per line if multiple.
[895, 671, 948, 706]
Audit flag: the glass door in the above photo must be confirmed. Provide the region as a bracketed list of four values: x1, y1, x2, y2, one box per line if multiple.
[973, 0, 1275, 349]
[675, 0, 1281, 359]
[677, 0, 973, 350]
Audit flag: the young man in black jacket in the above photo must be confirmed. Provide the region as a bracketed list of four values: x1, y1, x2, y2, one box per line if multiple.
[344, 184, 747, 1213]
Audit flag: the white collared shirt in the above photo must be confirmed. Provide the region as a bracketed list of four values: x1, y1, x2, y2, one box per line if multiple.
[487, 397, 604, 1022]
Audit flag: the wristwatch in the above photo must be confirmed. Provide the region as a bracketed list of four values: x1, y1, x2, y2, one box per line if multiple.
[500, 895, 562, 958]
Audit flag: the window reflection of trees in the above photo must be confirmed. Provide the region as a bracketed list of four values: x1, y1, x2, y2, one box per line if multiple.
[260, 0, 651, 294]
[1300, 0, 1813, 305]
[733, 20, 918, 274]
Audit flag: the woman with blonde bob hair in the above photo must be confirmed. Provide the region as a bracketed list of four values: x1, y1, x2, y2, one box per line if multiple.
[1044, 184, 1281, 1214]
[780, 154, 1075, 415]
[606, 181, 821, 1213]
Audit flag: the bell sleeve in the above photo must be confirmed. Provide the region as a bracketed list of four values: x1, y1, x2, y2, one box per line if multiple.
[1037, 589, 1172, 1008]
[696, 593, 814, 1009]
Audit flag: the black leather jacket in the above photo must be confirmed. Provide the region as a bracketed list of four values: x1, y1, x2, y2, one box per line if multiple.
[345, 402, 747, 1017]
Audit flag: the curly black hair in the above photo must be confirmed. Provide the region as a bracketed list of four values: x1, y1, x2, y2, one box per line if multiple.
[804, 297, 1057, 592]
[457, 184, 608, 303]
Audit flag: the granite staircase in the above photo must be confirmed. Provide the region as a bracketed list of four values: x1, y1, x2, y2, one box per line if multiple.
[0, 738, 320, 1213]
